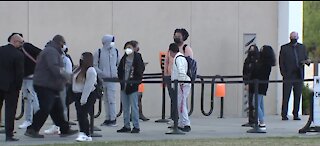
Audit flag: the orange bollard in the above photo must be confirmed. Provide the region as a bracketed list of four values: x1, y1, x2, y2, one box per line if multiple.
[138, 83, 145, 93]
[215, 83, 226, 118]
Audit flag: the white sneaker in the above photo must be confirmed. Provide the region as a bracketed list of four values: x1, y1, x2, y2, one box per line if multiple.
[18, 121, 32, 129]
[76, 132, 92, 142]
[44, 125, 61, 135]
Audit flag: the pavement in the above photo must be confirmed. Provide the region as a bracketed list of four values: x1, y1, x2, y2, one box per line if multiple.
[0, 114, 319, 146]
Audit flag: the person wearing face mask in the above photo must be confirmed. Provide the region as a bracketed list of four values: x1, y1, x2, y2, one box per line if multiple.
[0, 33, 25, 141]
[164, 28, 193, 119]
[279, 31, 311, 121]
[117, 41, 145, 133]
[93, 34, 120, 127]
[241, 44, 259, 127]
[25, 35, 78, 139]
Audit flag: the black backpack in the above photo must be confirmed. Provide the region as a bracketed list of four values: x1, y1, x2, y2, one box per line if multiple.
[175, 44, 197, 81]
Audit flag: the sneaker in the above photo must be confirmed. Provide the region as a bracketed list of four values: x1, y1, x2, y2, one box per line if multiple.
[106, 120, 118, 127]
[259, 124, 266, 130]
[241, 122, 254, 127]
[24, 128, 44, 138]
[131, 127, 140, 133]
[117, 127, 131, 133]
[60, 129, 78, 137]
[19, 121, 32, 129]
[100, 120, 110, 126]
[44, 125, 61, 135]
[178, 126, 191, 132]
[75, 132, 92, 142]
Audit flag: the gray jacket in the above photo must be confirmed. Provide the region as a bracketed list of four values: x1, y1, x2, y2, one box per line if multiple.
[33, 41, 66, 91]
[93, 46, 120, 80]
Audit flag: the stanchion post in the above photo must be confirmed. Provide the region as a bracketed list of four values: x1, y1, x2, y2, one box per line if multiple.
[247, 79, 266, 133]
[166, 80, 185, 135]
[220, 97, 224, 118]
[215, 83, 225, 118]
[155, 74, 170, 123]
[90, 103, 102, 137]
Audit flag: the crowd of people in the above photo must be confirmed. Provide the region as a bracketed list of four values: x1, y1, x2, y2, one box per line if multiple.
[0, 29, 311, 142]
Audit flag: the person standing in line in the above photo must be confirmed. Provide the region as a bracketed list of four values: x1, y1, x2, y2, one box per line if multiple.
[250, 45, 276, 131]
[130, 40, 149, 121]
[279, 31, 311, 120]
[93, 34, 120, 127]
[19, 42, 42, 129]
[73, 52, 97, 142]
[164, 28, 193, 118]
[168, 43, 191, 132]
[241, 44, 259, 127]
[0, 33, 25, 141]
[24, 35, 78, 138]
[117, 41, 145, 133]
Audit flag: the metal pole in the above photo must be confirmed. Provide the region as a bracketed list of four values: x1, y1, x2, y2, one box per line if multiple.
[219, 97, 224, 118]
[155, 74, 170, 123]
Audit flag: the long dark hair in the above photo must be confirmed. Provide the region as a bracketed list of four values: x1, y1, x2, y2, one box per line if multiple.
[260, 45, 276, 66]
[75, 52, 93, 83]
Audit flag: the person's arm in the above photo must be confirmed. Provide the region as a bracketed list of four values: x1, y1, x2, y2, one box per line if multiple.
[184, 46, 194, 58]
[279, 46, 286, 77]
[175, 56, 189, 82]
[45, 49, 64, 79]
[15, 52, 24, 90]
[93, 49, 103, 77]
[80, 67, 97, 105]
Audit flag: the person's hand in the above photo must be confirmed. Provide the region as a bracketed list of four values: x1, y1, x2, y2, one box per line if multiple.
[80, 97, 87, 106]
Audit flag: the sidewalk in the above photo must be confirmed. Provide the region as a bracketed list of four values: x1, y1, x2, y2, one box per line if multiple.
[0, 115, 317, 146]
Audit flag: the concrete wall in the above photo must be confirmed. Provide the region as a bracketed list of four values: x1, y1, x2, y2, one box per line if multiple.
[0, 1, 279, 118]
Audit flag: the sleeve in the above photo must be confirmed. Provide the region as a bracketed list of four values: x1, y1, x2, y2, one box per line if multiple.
[184, 46, 194, 59]
[65, 57, 73, 74]
[136, 53, 145, 81]
[15, 52, 25, 90]
[176, 56, 189, 81]
[116, 48, 120, 67]
[93, 49, 103, 77]
[279, 46, 286, 77]
[163, 50, 170, 76]
[81, 67, 97, 102]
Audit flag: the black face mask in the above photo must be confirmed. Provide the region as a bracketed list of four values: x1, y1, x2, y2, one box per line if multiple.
[290, 39, 297, 44]
[174, 38, 182, 44]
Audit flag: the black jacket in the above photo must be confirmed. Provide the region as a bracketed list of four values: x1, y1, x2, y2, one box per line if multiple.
[243, 53, 259, 94]
[250, 62, 272, 95]
[118, 52, 145, 94]
[22, 43, 42, 77]
[0, 44, 24, 91]
[279, 43, 308, 79]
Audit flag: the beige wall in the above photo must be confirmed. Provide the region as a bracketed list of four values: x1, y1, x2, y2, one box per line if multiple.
[0, 1, 278, 118]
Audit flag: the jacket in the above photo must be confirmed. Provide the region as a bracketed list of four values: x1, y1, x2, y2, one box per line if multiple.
[33, 41, 66, 91]
[118, 52, 145, 94]
[22, 42, 42, 77]
[171, 52, 190, 82]
[93, 46, 119, 79]
[0, 44, 24, 91]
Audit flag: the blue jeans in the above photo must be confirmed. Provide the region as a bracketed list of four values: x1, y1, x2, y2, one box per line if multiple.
[121, 91, 139, 129]
[255, 94, 265, 124]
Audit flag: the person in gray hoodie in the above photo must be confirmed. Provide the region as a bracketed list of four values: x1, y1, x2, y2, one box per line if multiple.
[25, 35, 78, 138]
[93, 34, 120, 126]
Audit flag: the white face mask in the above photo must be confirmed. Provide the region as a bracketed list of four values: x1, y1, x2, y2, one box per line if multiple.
[125, 48, 133, 55]
[110, 42, 115, 48]
[62, 45, 67, 52]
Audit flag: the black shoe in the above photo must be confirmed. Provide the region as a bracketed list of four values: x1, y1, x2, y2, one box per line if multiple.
[139, 115, 150, 121]
[131, 127, 140, 133]
[60, 129, 78, 137]
[24, 128, 44, 138]
[106, 120, 118, 127]
[241, 122, 254, 127]
[178, 126, 191, 132]
[282, 116, 289, 121]
[6, 137, 19, 141]
[117, 127, 131, 133]
[100, 120, 111, 126]
[293, 117, 301, 120]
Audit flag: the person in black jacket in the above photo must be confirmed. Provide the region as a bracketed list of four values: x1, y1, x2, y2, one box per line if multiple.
[0, 33, 25, 141]
[117, 41, 145, 133]
[279, 31, 310, 120]
[251, 45, 276, 131]
[242, 44, 259, 127]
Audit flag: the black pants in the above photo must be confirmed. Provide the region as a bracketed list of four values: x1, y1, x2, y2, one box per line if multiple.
[74, 93, 96, 136]
[248, 93, 255, 124]
[27, 85, 70, 133]
[281, 76, 303, 117]
[0, 90, 19, 138]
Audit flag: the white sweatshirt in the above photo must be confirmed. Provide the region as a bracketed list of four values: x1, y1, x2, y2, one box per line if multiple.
[72, 67, 97, 101]
[171, 52, 191, 82]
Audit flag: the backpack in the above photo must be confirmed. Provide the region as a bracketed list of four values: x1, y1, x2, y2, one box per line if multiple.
[175, 44, 197, 81]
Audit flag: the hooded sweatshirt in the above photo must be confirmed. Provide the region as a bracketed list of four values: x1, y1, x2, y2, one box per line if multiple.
[33, 41, 66, 91]
[93, 35, 119, 81]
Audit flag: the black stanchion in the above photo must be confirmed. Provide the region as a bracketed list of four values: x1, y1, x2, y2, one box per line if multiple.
[219, 97, 224, 118]
[247, 79, 266, 133]
[155, 75, 170, 123]
[117, 102, 122, 117]
[94, 99, 102, 118]
[166, 80, 185, 135]
[188, 81, 195, 116]
[15, 95, 25, 120]
[201, 77, 214, 116]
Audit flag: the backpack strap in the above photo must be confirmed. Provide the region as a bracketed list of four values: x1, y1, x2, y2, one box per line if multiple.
[182, 44, 188, 53]
[174, 55, 185, 67]
[22, 47, 37, 63]
[98, 48, 101, 68]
